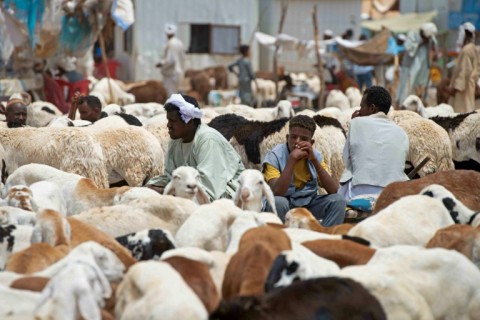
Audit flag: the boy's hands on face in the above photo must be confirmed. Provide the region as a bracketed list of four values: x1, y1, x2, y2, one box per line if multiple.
[295, 141, 316, 161]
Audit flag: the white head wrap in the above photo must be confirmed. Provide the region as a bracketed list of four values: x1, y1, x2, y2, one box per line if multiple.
[456, 22, 476, 51]
[166, 94, 203, 123]
[164, 23, 177, 35]
[397, 34, 407, 42]
[324, 29, 333, 37]
[421, 22, 437, 38]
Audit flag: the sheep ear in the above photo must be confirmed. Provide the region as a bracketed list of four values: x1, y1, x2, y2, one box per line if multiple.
[233, 188, 243, 209]
[262, 182, 277, 214]
[163, 182, 175, 196]
[89, 262, 112, 300]
[78, 291, 102, 320]
[195, 185, 211, 204]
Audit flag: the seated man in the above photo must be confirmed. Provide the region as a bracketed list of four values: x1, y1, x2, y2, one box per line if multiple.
[77, 95, 107, 123]
[262, 115, 346, 226]
[146, 94, 245, 201]
[5, 98, 27, 128]
[338, 86, 409, 202]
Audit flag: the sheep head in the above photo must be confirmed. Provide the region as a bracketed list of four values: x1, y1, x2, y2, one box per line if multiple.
[31, 209, 71, 247]
[163, 166, 210, 204]
[234, 169, 277, 214]
[401, 95, 424, 113]
[420, 184, 479, 226]
[276, 100, 294, 119]
[6, 185, 33, 211]
[284, 208, 315, 229]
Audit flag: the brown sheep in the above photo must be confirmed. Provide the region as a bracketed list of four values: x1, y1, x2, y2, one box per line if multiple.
[10, 276, 50, 291]
[67, 217, 137, 268]
[188, 70, 211, 104]
[285, 208, 355, 235]
[302, 239, 375, 268]
[127, 80, 168, 104]
[163, 256, 220, 314]
[374, 170, 480, 213]
[426, 224, 480, 266]
[5, 210, 71, 274]
[222, 226, 291, 299]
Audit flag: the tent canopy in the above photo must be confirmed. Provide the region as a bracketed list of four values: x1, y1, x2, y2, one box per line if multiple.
[361, 10, 438, 33]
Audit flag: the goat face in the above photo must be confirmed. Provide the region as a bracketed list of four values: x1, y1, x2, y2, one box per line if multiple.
[234, 169, 277, 213]
[6, 185, 33, 211]
[284, 208, 311, 229]
[164, 166, 210, 204]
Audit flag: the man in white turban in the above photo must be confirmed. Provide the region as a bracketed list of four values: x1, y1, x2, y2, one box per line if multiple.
[395, 22, 438, 106]
[447, 22, 479, 113]
[156, 23, 186, 96]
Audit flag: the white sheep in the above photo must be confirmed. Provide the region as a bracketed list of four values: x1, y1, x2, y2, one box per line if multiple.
[233, 169, 277, 213]
[29, 180, 67, 215]
[0, 206, 36, 225]
[115, 261, 208, 320]
[325, 89, 351, 110]
[388, 110, 455, 176]
[175, 199, 243, 251]
[90, 77, 135, 106]
[347, 194, 461, 247]
[345, 86, 362, 108]
[224, 100, 295, 121]
[316, 107, 351, 131]
[0, 286, 41, 317]
[163, 166, 210, 204]
[34, 259, 112, 320]
[48, 116, 92, 127]
[225, 212, 265, 254]
[401, 95, 455, 118]
[420, 184, 480, 226]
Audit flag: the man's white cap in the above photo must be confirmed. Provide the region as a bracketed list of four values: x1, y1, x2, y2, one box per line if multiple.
[463, 22, 476, 33]
[456, 22, 476, 51]
[324, 29, 333, 37]
[397, 34, 407, 42]
[421, 22, 437, 38]
[164, 23, 177, 35]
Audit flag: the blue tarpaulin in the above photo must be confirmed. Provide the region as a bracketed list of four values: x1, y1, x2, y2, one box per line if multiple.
[3, 0, 44, 48]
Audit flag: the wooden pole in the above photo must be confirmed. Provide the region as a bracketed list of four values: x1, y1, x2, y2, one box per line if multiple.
[273, 1, 288, 102]
[312, 5, 326, 109]
[68, 95, 78, 120]
[98, 31, 115, 104]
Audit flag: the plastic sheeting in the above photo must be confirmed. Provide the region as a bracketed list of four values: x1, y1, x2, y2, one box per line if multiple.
[4, 0, 45, 48]
[361, 10, 438, 33]
[111, 0, 134, 31]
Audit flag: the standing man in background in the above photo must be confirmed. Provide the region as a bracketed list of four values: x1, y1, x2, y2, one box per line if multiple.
[228, 45, 256, 106]
[156, 24, 186, 97]
[395, 22, 438, 106]
[448, 22, 479, 113]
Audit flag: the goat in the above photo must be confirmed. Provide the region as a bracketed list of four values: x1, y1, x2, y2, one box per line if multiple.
[163, 166, 210, 204]
[233, 169, 277, 214]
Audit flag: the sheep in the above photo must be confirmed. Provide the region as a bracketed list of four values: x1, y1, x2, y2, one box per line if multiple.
[0, 286, 41, 317]
[401, 95, 455, 118]
[34, 259, 113, 319]
[5, 209, 71, 274]
[301, 238, 376, 268]
[0, 224, 34, 270]
[284, 208, 354, 235]
[421, 183, 480, 226]
[225, 212, 266, 255]
[389, 110, 455, 176]
[115, 228, 175, 260]
[345, 86, 362, 108]
[282, 227, 345, 243]
[67, 217, 137, 268]
[223, 100, 295, 121]
[325, 89, 351, 110]
[121, 102, 165, 118]
[0, 127, 109, 188]
[222, 225, 292, 299]
[426, 224, 480, 268]
[163, 166, 210, 204]
[0, 206, 36, 225]
[233, 169, 276, 213]
[29, 180, 67, 214]
[4, 163, 132, 215]
[374, 170, 480, 213]
[316, 107, 351, 131]
[354, 245, 480, 319]
[163, 256, 220, 314]
[348, 193, 465, 247]
[10, 276, 50, 292]
[265, 242, 340, 291]
[115, 261, 208, 320]
[430, 111, 480, 164]
[174, 199, 243, 251]
[90, 77, 136, 106]
[4, 185, 34, 211]
[26, 100, 63, 127]
[144, 122, 170, 157]
[211, 277, 386, 320]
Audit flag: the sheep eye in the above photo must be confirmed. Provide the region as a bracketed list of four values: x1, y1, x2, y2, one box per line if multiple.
[257, 181, 263, 185]
[173, 175, 180, 180]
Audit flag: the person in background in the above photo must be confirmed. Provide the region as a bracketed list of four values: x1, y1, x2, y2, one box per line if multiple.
[156, 24, 186, 97]
[76, 95, 106, 123]
[5, 98, 27, 128]
[395, 22, 438, 106]
[228, 45, 256, 106]
[262, 115, 346, 226]
[146, 94, 245, 201]
[447, 22, 479, 113]
[339, 86, 409, 202]
[353, 35, 374, 91]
